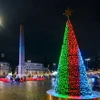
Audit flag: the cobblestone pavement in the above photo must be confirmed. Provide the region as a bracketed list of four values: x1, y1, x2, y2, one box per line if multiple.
[0, 80, 52, 100]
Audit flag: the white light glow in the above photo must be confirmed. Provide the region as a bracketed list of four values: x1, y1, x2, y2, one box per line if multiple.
[0, 17, 3, 27]
[0, 17, 2, 25]
[85, 58, 91, 61]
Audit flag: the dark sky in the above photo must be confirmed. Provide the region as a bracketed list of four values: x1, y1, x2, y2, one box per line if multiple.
[0, 0, 100, 65]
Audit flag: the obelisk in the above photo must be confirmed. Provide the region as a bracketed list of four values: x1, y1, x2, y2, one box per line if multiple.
[18, 22, 25, 77]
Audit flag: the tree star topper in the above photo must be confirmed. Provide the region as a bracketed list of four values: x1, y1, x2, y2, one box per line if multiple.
[63, 8, 73, 19]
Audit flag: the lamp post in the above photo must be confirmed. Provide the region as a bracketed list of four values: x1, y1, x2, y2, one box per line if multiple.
[0, 17, 3, 27]
[0, 19, 1, 25]
[85, 58, 91, 71]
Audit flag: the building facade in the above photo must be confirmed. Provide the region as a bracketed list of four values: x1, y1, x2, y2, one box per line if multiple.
[0, 62, 10, 76]
[24, 62, 44, 76]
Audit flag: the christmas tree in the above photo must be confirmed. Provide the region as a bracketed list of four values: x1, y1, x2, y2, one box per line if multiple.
[54, 8, 92, 96]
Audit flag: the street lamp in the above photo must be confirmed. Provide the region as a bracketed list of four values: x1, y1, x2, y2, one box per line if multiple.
[0, 17, 3, 26]
[85, 58, 91, 71]
[0, 18, 1, 25]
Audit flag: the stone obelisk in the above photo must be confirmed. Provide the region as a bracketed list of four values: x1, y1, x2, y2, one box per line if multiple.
[18, 22, 25, 77]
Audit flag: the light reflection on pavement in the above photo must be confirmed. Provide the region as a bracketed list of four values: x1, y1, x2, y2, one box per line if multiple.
[0, 78, 100, 100]
[0, 80, 52, 100]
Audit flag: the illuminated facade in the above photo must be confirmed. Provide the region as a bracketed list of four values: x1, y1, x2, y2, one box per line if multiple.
[25, 62, 44, 74]
[0, 62, 10, 76]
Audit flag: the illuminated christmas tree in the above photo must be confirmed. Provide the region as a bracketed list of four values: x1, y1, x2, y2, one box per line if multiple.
[54, 8, 92, 96]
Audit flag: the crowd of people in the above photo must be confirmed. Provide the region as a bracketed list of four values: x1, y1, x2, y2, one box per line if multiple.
[87, 72, 100, 90]
[10, 76, 26, 83]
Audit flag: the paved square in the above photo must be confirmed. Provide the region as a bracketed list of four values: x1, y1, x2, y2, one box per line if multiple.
[0, 80, 52, 100]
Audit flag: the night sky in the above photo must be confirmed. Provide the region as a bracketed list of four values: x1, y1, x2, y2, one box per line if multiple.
[0, 0, 100, 66]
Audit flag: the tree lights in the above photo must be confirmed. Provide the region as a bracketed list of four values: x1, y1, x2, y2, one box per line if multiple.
[47, 8, 100, 100]
[54, 19, 92, 96]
